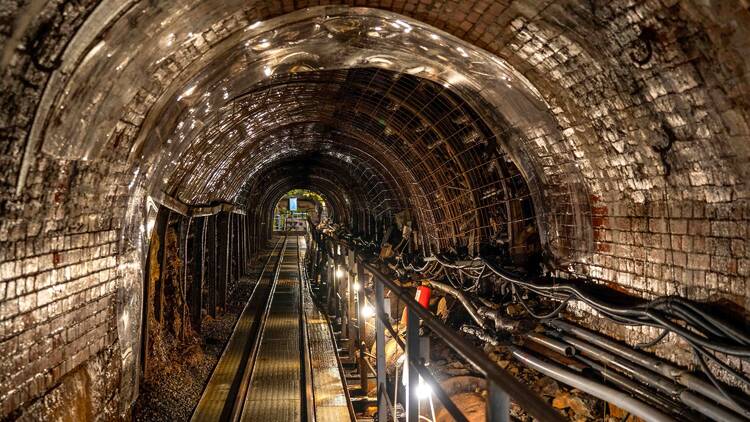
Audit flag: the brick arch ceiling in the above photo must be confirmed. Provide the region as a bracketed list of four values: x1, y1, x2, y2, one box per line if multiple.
[1, 2, 750, 417]
[0, 0, 746, 297]
[24, 6, 589, 259]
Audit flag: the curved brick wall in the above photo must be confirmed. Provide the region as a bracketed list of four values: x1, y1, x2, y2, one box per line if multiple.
[1, 0, 749, 419]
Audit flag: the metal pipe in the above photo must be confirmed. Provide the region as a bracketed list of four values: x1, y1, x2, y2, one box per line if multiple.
[574, 354, 692, 419]
[427, 280, 487, 329]
[551, 325, 749, 422]
[548, 319, 750, 419]
[525, 332, 575, 357]
[477, 306, 520, 332]
[554, 333, 683, 396]
[680, 390, 746, 422]
[557, 331, 747, 420]
[511, 347, 676, 422]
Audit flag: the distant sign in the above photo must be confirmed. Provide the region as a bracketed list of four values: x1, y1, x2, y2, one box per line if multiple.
[289, 197, 297, 211]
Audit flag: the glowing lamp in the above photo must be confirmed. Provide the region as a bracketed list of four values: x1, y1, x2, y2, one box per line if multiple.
[361, 304, 375, 319]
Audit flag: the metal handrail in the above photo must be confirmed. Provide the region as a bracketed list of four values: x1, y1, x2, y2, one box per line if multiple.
[364, 262, 563, 422]
[315, 230, 564, 422]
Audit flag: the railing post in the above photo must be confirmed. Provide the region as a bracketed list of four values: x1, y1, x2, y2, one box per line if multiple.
[356, 259, 368, 393]
[347, 249, 356, 357]
[374, 273, 387, 422]
[406, 307, 420, 422]
[488, 380, 510, 422]
[327, 258, 335, 316]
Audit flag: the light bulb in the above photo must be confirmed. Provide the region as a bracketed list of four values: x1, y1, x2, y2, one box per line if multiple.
[335, 267, 345, 279]
[352, 281, 361, 291]
[361, 304, 375, 319]
[417, 377, 432, 399]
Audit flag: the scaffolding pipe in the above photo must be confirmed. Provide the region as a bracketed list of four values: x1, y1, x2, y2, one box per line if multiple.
[548, 319, 750, 419]
[511, 348, 676, 422]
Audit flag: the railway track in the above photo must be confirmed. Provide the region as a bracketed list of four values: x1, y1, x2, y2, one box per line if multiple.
[191, 235, 353, 422]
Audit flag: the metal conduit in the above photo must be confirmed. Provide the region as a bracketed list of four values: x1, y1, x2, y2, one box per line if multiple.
[573, 354, 688, 418]
[426, 280, 487, 329]
[524, 332, 575, 357]
[548, 319, 750, 419]
[511, 348, 676, 422]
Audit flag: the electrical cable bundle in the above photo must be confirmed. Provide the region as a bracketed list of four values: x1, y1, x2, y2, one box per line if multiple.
[317, 225, 750, 410]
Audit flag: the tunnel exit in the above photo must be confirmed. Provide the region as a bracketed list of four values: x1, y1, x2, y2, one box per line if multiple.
[273, 189, 328, 233]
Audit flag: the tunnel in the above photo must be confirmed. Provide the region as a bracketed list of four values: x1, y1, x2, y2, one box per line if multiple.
[1, 1, 749, 421]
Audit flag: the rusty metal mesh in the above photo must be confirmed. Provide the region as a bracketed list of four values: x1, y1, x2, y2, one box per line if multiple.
[164, 68, 537, 254]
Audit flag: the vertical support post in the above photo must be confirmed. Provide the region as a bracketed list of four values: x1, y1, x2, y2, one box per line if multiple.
[327, 242, 335, 315]
[157, 212, 171, 326]
[487, 381, 510, 422]
[235, 215, 241, 281]
[180, 217, 191, 341]
[232, 214, 240, 283]
[189, 217, 205, 333]
[336, 247, 346, 325]
[356, 259, 368, 393]
[405, 307, 420, 422]
[206, 214, 217, 317]
[327, 259, 335, 316]
[141, 207, 170, 379]
[374, 274, 387, 422]
[241, 214, 247, 275]
[309, 235, 316, 282]
[216, 212, 229, 313]
[347, 249, 356, 354]
[227, 213, 234, 289]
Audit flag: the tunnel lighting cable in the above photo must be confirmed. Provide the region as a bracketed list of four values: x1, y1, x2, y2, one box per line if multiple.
[482, 259, 750, 356]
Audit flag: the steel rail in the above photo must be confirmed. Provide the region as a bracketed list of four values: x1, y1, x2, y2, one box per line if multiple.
[297, 237, 317, 422]
[233, 236, 288, 421]
[191, 236, 285, 421]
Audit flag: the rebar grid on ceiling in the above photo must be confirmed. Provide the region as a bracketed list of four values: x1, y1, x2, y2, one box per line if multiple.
[163, 68, 538, 254]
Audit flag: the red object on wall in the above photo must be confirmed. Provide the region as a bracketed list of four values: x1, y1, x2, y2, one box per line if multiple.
[403, 284, 432, 324]
[415, 285, 431, 309]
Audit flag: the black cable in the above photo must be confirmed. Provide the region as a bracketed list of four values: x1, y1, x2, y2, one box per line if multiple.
[693, 345, 750, 412]
[512, 283, 574, 319]
[634, 329, 669, 349]
[482, 258, 750, 357]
